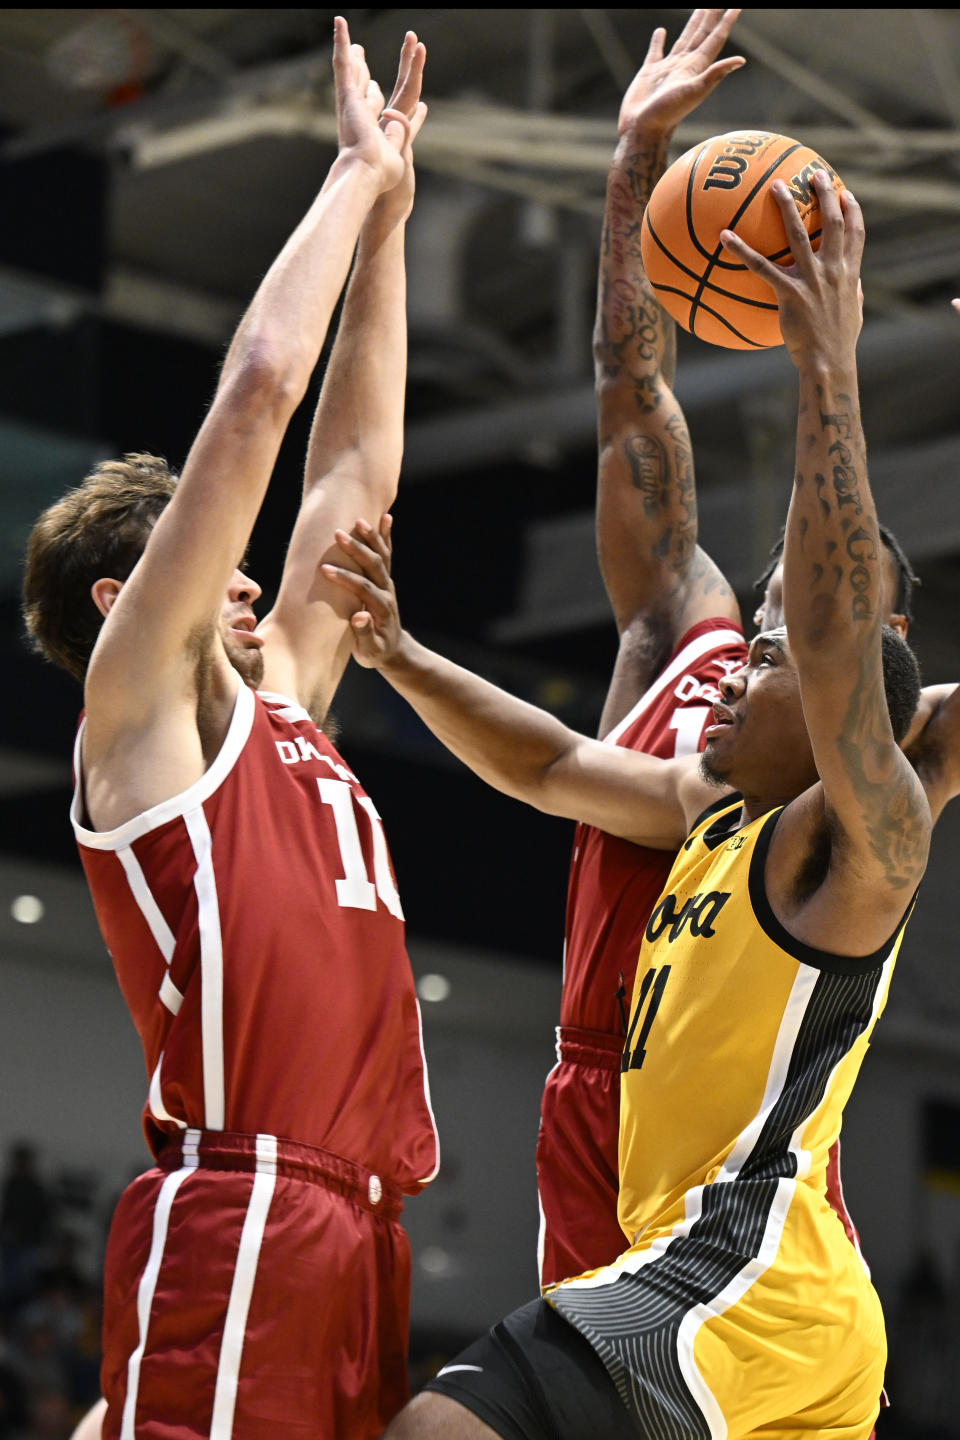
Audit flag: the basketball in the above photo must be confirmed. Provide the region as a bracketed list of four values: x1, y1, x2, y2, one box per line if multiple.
[640, 132, 845, 350]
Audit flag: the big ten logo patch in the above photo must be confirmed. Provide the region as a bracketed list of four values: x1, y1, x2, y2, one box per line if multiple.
[645, 890, 730, 944]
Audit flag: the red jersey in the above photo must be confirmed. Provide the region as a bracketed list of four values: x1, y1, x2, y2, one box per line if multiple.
[71, 681, 439, 1195]
[562, 618, 746, 1033]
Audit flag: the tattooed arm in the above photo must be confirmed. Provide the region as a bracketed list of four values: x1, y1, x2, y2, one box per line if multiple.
[723, 175, 930, 952]
[596, 9, 744, 735]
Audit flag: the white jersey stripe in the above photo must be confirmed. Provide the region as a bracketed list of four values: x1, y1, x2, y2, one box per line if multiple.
[148, 1053, 186, 1129]
[413, 998, 441, 1185]
[602, 628, 743, 746]
[673, 967, 824, 1434]
[116, 846, 176, 962]
[120, 1146, 198, 1439]
[209, 1133, 278, 1440]
[716, 968, 819, 1184]
[184, 807, 225, 1131]
[158, 973, 184, 1015]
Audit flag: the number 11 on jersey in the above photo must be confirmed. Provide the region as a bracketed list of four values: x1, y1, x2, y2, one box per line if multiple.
[316, 778, 404, 919]
[622, 966, 671, 1072]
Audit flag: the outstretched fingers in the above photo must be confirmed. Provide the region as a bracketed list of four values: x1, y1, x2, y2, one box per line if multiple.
[672, 8, 740, 59]
[697, 8, 743, 62]
[671, 9, 716, 54]
[332, 16, 352, 87]
[643, 25, 667, 66]
[696, 51, 747, 96]
[387, 31, 427, 120]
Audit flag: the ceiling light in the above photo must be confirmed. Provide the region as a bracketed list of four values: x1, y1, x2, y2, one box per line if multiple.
[417, 973, 451, 1003]
[11, 895, 44, 924]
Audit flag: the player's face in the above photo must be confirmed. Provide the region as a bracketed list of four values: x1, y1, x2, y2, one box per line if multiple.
[220, 567, 265, 688]
[755, 554, 907, 636]
[701, 628, 817, 797]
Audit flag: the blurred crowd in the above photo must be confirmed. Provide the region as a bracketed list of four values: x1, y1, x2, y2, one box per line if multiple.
[0, 1143, 103, 1439]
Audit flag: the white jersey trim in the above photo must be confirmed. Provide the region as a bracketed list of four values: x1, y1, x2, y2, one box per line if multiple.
[148, 1054, 186, 1129]
[116, 846, 176, 962]
[413, 997, 441, 1186]
[209, 1133, 278, 1440]
[184, 806, 226, 1131]
[602, 628, 744, 747]
[158, 973, 184, 1015]
[71, 675, 256, 851]
[119, 1133, 199, 1439]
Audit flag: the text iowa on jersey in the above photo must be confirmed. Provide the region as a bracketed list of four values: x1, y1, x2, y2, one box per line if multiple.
[644, 889, 731, 945]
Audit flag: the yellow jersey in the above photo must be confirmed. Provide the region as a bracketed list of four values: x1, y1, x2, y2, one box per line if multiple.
[550, 797, 915, 1439]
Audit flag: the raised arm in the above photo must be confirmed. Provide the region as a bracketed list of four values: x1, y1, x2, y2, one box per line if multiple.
[905, 300, 960, 821]
[84, 19, 408, 743]
[258, 33, 427, 718]
[595, 9, 743, 733]
[723, 175, 929, 934]
[321, 519, 707, 849]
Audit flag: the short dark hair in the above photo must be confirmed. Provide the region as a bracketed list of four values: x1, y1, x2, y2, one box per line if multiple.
[22, 453, 177, 683]
[754, 523, 919, 624]
[881, 623, 922, 744]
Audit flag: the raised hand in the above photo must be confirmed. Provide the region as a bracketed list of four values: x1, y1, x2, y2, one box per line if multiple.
[321, 515, 402, 668]
[618, 8, 744, 139]
[332, 16, 410, 193]
[720, 171, 864, 369]
[373, 30, 428, 226]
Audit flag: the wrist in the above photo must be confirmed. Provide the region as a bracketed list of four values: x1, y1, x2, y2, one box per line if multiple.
[362, 196, 410, 245]
[795, 352, 859, 390]
[379, 629, 416, 677]
[328, 149, 393, 199]
[613, 123, 673, 165]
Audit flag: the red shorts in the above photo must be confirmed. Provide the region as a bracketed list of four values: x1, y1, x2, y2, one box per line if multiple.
[536, 1028, 625, 1291]
[101, 1129, 410, 1440]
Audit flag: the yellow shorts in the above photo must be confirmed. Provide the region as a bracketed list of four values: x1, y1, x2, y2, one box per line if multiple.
[549, 1181, 884, 1439]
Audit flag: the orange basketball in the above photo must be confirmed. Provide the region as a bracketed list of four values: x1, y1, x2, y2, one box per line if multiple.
[640, 131, 845, 350]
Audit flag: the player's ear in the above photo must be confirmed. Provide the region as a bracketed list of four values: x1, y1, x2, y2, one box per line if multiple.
[887, 613, 908, 640]
[90, 577, 124, 619]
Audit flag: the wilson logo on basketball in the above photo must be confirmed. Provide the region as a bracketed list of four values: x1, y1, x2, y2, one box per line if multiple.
[702, 133, 771, 192]
[787, 157, 840, 209]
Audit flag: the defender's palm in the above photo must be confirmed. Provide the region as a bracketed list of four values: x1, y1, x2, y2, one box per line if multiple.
[619, 8, 744, 137]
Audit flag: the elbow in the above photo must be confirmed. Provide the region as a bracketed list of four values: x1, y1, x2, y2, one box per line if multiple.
[219, 338, 310, 420]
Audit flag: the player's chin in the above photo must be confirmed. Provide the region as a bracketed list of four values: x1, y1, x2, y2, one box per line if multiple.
[699, 746, 733, 790]
[226, 642, 265, 690]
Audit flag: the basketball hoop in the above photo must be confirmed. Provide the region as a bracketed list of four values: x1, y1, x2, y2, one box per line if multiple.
[46, 10, 150, 108]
